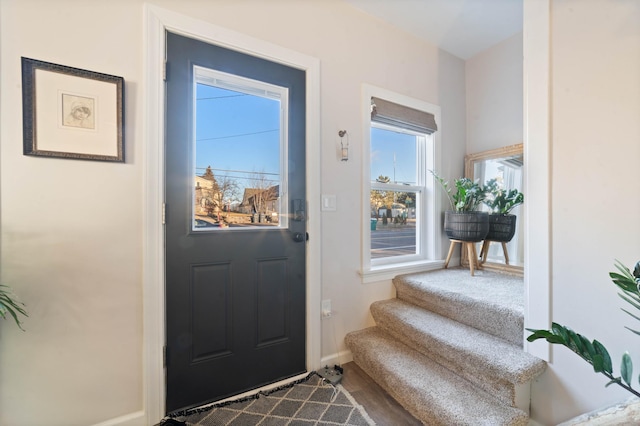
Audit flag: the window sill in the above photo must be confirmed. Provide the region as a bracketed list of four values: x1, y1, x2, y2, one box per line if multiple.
[359, 260, 445, 284]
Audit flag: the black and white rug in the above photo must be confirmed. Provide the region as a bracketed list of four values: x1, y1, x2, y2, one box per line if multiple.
[161, 373, 376, 426]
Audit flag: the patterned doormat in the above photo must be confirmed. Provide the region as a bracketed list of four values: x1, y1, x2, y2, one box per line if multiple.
[162, 372, 376, 426]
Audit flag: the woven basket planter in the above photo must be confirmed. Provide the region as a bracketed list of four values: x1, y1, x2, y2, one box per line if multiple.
[486, 213, 517, 242]
[444, 211, 489, 242]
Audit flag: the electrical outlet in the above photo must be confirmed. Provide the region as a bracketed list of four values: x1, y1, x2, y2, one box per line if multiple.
[321, 299, 332, 317]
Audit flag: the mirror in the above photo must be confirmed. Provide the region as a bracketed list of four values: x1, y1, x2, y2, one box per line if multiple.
[462, 143, 524, 276]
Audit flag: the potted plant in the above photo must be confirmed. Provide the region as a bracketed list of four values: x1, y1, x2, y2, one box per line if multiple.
[432, 172, 489, 242]
[483, 178, 524, 242]
[0, 284, 27, 331]
[528, 260, 640, 398]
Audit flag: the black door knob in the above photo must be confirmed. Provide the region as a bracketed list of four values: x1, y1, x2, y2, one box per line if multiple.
[293, 232, 308, 242]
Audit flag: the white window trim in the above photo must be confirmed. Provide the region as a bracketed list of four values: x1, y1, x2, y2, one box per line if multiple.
[360, 84, 442, 283]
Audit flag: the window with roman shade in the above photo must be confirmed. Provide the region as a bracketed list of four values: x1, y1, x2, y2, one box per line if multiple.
[362, 89, 441, 282]
[371, 97, 438, 135]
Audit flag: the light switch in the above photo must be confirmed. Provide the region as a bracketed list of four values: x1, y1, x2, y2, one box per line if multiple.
[321, 299, 332, 317]
[321, 194, 337, 211]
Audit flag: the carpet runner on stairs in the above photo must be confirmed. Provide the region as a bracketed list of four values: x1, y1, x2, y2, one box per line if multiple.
[345, 268, 547, 425]
[394, 268, 525, 346]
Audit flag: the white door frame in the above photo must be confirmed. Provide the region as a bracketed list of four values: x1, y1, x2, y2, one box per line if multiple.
[523, 0, 551, 361]
[142, 5, 322, 424]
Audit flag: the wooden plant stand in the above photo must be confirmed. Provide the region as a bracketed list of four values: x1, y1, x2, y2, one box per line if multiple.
[480, 240, 509, 265]
[445, 239, 481, 276]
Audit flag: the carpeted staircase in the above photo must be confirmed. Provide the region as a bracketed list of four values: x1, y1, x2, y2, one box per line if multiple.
[345, 268, 546, 425]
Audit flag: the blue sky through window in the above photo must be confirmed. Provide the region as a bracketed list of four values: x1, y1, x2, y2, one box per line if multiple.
[370, 127, 417, 185]
[195, 83, 281, 190]
[195, 85, 418, 196]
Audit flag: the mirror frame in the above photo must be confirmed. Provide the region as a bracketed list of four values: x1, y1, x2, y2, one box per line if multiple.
[461, 143, 524, 276]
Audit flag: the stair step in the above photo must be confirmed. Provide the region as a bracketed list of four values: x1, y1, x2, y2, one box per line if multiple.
[371, 298, 546, 407]
[393, 268, 524, 345]
[345, 327, 529, 426]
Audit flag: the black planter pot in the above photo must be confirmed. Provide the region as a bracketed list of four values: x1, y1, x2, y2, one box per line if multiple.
[444, 211, 489, 242]
[486, 213, 517, 242]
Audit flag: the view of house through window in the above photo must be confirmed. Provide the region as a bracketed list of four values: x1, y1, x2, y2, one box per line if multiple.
[370, 126, 423, 260]
[193, 67, 288, 231]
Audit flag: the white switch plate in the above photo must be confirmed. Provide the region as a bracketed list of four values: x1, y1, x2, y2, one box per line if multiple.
[321, 194, 337, 211]
[321, 299, 332, 317]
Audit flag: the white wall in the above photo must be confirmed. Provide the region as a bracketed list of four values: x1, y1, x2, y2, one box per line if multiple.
[529, 1, 640, 424]
[466, 32, 524, 154]
[6, 1, 637, 425]
[0, 1, 144, 425]
[0, 1, 466, 424]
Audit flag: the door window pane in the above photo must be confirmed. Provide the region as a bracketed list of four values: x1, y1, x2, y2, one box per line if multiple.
[193, 67, 288, 230]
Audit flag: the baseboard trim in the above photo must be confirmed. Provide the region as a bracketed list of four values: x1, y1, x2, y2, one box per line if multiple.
[90, 410, 145, 426]
[321, 349, 353, 367]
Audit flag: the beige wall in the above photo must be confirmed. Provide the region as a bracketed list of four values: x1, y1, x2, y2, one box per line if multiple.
[466, 32, 524, 154]
[9, 1, 637, 425]
[0, 1, 466, 424]
[0, 1, 144, 425]
[530, 1, 640, 424]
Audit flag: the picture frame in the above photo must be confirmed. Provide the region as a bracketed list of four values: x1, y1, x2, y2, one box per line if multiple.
[21, 57, 124, 162]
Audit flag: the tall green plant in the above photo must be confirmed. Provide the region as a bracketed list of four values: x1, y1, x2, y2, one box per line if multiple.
[431, 171, 486, 212]
[0, 284, 27, 331]
[483, 179, 524, 214]
[527, 260, 640, 397]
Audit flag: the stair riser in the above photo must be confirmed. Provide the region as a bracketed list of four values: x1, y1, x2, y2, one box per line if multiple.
[349, 270, 545, 424]
[345, 327, 530, 426]
[395, 285, 523, 346]
[371, 303, 518, 406]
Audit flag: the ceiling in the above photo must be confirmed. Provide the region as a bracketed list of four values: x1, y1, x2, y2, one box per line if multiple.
[343, 0, 523, 60]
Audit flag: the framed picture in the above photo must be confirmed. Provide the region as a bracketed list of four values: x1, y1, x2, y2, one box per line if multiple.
[21, 57, 124, 162]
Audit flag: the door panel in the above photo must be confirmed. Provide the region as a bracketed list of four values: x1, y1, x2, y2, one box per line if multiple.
[191, 262, 232, 360]
[165, 32, 306, 413]
[256, 258, 289, 345]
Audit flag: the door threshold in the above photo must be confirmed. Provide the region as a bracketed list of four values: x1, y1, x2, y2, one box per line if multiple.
[194, 371, 311, 410]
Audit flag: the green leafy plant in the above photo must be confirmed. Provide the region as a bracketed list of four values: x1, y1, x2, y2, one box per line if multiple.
[611, 260, 640, 336]
[483, 178, 524, 214]
[527, 260, 640, 397]
[0, 284, 27, 331]
[431, 171, 486, 212]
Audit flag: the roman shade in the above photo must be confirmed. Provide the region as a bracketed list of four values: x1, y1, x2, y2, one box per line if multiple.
[371, 97, 438, 134]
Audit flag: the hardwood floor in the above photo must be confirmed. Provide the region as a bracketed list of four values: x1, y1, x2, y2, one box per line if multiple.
[341, 361, 422, 425]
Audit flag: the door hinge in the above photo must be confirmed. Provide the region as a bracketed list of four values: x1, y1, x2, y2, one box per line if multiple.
[163, 345, 168, 367]
[162, 203, 166, 225]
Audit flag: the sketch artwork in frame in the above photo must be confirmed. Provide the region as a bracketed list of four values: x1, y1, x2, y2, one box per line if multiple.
[21, 57, 124, 162]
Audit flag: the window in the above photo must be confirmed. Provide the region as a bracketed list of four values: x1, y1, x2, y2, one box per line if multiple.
[370, 126, 423, 260]
[361, 86, 441, 282]
[193, 67, 289, 231]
